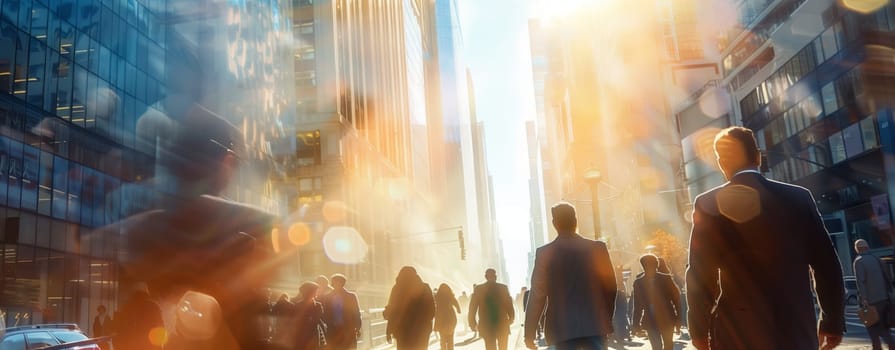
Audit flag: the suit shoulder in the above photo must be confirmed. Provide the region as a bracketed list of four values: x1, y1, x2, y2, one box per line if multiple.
[693, 185, 726, 214]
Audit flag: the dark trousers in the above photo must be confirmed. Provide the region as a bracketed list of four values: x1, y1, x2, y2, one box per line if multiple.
[481, 332, 508, 350]
[554, 336, 608, 350]
[646, 325, 674, 350]
[868, 301, 895, 350]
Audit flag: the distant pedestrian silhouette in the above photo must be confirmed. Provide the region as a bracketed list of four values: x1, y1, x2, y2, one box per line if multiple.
[293, 282, 327, 350]
[853, 239, 895, 350]
[435, 284, 462, 350]
[272, 293, 295, 349]
[323, 274, 362, 350]
[686, 127, 844, 350]
[525, 202, 616, 350]
[93, 305, 113, 350]
[384, 266, 435, 350]
[631, 254, 681, 350]
[469, 269, 514, 350]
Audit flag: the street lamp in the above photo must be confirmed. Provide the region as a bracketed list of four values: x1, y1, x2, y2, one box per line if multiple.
[583, 167, 602, 239]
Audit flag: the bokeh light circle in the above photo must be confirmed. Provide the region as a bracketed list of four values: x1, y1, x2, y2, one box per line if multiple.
[288, 222, 312, 246]
[322, 201, 348, 223]
[148, 327, 168, 347]
[323, 226, 368, 264]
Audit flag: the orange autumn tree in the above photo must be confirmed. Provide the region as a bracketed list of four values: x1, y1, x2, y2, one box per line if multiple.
[645, 229, 688, 279]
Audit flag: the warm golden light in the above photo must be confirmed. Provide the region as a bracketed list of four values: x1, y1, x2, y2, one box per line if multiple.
[322, 201, 348, 223]
[840, 0, 889, 14]
[287, 222, 312, 246]
[148, 327, 168, 347]
[323, 226, 368, 264]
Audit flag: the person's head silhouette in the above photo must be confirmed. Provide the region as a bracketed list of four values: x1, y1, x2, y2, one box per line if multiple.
[714, 127, 761, 180]
[640, 254, 660, 276]
[551, 202, 577, 234]
[485, 268, 497, 283]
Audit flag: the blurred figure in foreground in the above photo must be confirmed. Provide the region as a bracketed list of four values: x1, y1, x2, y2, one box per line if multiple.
[435, 284, 462, 350]
[525, 203, 616, 350]
[612, 269, 630, 344]
[113, 283, 164, 350]
[853, 239, 895, 350]
[106, 105, 279, 349]
[384, 266, 435, 350]
[687, 127, 844, 350]
[317, 275, 334, 300]
[294, 282, 327, 350]
[469, 269, 514, 350]
[631, 254, 681, 350]
[324, 274, 362, 350]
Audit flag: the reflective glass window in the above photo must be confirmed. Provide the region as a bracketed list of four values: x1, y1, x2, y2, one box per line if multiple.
[31, 4, 48, 42]
[27, 37, 46, 107]
[20, 144, 39, 210]
[17, 0, 31, 34]
[821, 27, 838, 61]
[14, 29, 30, 99]
[55, 56, 72, 119]
[861, 116, 878, 150]
[25, 331, 60, 349]
[821, 82, 838, 116]
[0, 334, 26, 350]
[842, 122, 863, 159]
[66, 162, 81, 221]
[6, 138, 22, 207]
[0, 20, 17, 93]
[829, 131, 847, 164]
[1, 0, 21, 26]
[52, 156, 68, 219]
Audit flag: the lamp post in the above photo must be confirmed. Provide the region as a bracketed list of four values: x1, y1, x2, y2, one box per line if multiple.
[584, 168, 602, 239]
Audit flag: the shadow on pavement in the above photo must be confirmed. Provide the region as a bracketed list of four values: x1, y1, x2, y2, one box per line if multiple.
[456, 335, 481, 347]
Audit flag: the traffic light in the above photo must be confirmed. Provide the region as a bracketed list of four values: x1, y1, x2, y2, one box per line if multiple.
[458, 230, 466, 260]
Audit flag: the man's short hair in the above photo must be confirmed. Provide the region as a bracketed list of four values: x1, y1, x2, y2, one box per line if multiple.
[714, 126, 761, 167]
[552, 202, 577, 231]
[640, 254, 659, 269]
[330, 274, 347, 286]
[485, 268, 497, 276]
[855, 239, 870, 252]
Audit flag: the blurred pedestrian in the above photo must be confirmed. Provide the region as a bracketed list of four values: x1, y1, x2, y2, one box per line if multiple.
[687, 127, 844, 350]
[317, 275, 334, 300]
[384, 266, 435, 350]
[93, 305, 112, 350]
[294, 282, 327, 350]
[469, 269, 514, 350]
[853, 239, 895, 350]
[632, 254, 681, 350]
[271, 293, 295, 349]
[324, 274, 362, 350]
[435, 284, 461, 350]
[113, 283, 164, 350]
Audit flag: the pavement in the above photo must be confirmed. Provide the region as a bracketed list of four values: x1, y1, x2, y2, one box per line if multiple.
[371, 306, 884, 350]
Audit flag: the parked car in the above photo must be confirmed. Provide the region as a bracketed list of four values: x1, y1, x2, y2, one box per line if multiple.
[0, 324, 103, 350]
[844, 276, 859, 305]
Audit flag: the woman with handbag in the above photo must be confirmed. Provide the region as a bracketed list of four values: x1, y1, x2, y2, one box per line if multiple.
[854, 239, 895, 350]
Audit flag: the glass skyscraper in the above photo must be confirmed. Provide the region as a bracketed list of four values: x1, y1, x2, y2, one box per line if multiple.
[0, 0, 292, 329]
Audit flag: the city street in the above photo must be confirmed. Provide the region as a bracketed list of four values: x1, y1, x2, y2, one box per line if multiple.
[371, 305, 884, 350]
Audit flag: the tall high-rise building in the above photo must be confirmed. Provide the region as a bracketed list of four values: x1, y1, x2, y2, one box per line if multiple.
[469, 71, 503, 273]
[525, 121, 547, 281]
[0, 0, 292, 327]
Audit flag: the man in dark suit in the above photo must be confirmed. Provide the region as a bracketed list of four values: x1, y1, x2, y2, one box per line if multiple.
[469, 268, 515, 350]
[525, 203, 617, 350]
[631, 254, 681, 350]
[686, 126, 845, 350]
[324, 274, 363, 349]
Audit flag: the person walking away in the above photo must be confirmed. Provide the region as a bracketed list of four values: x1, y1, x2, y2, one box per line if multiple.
[294, 282, 327, 350]
[93, 305, 113, 350]
[469, 269, 514, 350]
[317, 275, 334, 300]
[435, 284, 462, 350]
[631, 254, 681, 350]
[271, 293, 295, 349]
[686, 127, 844, 350]
[854, 239, 895, 350]
[458, 291, 471, 335]
[324, 274, 362, 350]
[525, 202, 617, 350]
[384, 266, 436, 350]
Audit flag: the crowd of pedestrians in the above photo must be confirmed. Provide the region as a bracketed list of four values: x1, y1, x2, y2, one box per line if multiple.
[90, 125, 881, 350]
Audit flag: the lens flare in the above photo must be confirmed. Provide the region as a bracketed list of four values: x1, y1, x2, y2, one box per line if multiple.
[840, 0, 889, 14]
[148, 327, 168, 347]
[323, 226, 368, 264]
[717, 185, 762, 223]
[288, 222, 312, 246]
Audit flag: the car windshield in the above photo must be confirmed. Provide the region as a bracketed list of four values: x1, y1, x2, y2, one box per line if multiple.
[51, 331, 88, 343]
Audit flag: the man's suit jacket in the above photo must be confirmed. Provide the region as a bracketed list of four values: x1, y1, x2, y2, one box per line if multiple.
[632, 273, 681, 330]
[686, 172, 844, 350]
[525, 234, 617, 344]
[323, 288, 362, 342]
[469, 281, 514, 336]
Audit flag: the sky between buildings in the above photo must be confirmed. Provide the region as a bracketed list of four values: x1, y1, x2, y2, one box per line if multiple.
[459, 0, 538, 291]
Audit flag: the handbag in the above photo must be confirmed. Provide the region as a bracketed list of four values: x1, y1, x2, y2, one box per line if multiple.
[860, 301, 881, 327]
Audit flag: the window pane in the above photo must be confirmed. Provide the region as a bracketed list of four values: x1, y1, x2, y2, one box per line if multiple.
[862, 116, 878, 150]
[829, 131, 847, 163]
[842, 122, 863, 159]
[25, 331, 60, 349]
[822, 82, 838, 116]
[0, 334, 26, 350]
[822, 27, 838, 60]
